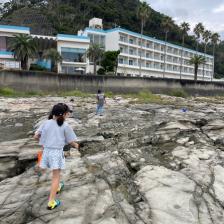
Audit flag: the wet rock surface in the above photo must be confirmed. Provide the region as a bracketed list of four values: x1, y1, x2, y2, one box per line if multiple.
[1, 96, 224, 223]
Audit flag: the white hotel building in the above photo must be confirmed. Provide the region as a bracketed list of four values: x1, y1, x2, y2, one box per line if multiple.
[80, 18, 214, 80]
[0, 18, 214, 80]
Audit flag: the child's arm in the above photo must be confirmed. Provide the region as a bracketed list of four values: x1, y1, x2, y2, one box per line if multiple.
[34, 132, 41, 140]
[69, 141, 79, 149]
[34, 122, 44, 140]
[65, 125, 79, 149]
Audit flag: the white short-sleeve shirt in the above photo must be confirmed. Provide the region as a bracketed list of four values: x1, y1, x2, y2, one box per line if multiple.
[36, 119, 77, 149]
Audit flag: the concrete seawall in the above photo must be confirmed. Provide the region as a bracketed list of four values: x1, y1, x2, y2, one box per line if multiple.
[0, 70, 224, 96]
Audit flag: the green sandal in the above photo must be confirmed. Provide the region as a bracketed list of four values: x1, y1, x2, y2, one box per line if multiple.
[57, 181, 64, 194]
[47, 199, 61, 210]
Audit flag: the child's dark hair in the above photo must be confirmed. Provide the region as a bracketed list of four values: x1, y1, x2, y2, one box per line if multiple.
[51, 104, 66, 126]
[98, 89, 102, 94]
[50, 103, 72, 126]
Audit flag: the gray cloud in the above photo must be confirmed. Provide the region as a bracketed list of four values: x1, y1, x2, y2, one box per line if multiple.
[149, 0, 224, 39]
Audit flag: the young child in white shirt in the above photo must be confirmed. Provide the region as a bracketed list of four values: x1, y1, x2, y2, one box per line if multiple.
[34, 103, 79, 210]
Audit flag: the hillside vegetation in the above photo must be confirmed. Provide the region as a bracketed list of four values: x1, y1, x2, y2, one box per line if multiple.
[0, 0, 223, 77]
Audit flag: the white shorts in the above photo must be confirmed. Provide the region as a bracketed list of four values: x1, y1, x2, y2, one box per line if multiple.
[40, 148, 65, 170]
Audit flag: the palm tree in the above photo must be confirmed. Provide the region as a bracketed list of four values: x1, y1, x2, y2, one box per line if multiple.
[87, 44, 104, 75]
[210, 33, 220, 81]
[202, 30, 212, 80]
[9, 34, 37, 70]
[189, 55, 206, 82]
[179, 22, 190, 79]
[161, 16, 174, 78]
[43, 48, 62, 72]
[137, 1, 151, 77]
[193, 23, 204, 52]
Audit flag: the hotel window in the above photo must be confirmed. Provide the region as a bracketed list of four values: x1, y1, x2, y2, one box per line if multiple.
[154, 53, 160, 60]
[154, 62, 160, 69]
[120, 35, 126, 42]
[129, 59, 133, 65]
[146, 52, 152, 58]
[146, 42, 153, 48]
[129, 48, 135, 55]
[173, 49, 178, 55]
[173, 57, 178, 63]
[129, 38, 134, 44]
[0, 36, 7, 50]
[167, 55, 172, 62]
[167, 47, 173, 53]
[61, 47, 86, 63]
[119, 58, 124, 64]
[88, 34, 105, 48]
[154, 44, 160, 51]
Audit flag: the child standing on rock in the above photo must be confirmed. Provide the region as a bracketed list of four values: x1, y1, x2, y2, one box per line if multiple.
[34, 103, 79, 210]
[96, 89, 106, 116]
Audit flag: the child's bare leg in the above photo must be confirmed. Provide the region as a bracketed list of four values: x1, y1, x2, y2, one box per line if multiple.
[49, 169, 60, 202]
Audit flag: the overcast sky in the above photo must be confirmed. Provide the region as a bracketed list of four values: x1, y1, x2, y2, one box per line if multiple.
[0, 0, 224, 39]
[149, 0, 224, 39]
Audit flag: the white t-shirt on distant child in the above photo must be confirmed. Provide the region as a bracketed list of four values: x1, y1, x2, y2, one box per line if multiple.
[97, 93, 105, 106]
[36, 119, 77, 149]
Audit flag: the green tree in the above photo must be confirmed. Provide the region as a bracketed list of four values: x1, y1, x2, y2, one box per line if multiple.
[161, 16, 174, 78]
[43, 48, 62, 72]
[202, 30, 212, 80]
[193, 23, 204, 51]
[180, 22, 190, 79]
[137, 1, 151, 76]
[9, 34, 37, 70]
[210, 33, 220, 81]
[87, 44, 104, 75]
[101, 50, 120, 74]
[189, 55, 206, 82]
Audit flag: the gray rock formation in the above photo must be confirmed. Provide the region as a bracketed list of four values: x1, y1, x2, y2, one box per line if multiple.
[0, 96, 224, 223]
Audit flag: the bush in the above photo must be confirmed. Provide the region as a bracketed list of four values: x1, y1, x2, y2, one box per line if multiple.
[0, 87, 15, 96]
[105, 91, 114, 98]
[30, 64, 48, 71]
[169, 89, 188, 98]
[123, 90, 163, 104]
[97, 68, 105, 75]
[59, 90, 91, 97]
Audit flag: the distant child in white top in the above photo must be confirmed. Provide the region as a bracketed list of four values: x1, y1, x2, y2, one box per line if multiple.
[96, 89, 106, 116]
[34, 103, 79, 210]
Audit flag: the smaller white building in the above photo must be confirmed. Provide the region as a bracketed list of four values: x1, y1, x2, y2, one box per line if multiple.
[57, 34, 90, 74]
[0, 24, 90, 74]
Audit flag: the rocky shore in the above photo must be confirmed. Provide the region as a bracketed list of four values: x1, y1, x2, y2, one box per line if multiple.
[0, 95, 224, 224]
